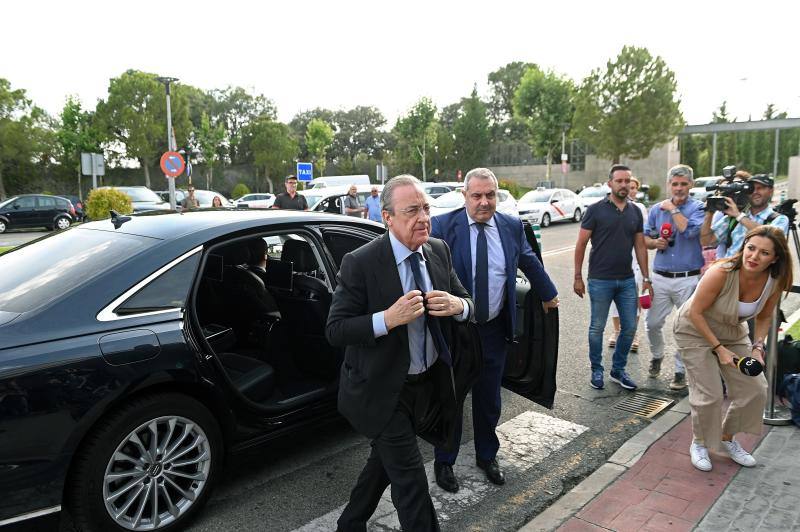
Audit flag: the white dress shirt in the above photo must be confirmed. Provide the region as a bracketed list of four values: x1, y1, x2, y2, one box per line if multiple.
[466, 213, 507, 322]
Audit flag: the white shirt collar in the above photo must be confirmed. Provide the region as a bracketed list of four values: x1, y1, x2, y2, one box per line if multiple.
[388, 230, 425, 266]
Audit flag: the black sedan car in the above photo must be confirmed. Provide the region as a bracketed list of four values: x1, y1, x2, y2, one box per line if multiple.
[0, 194, 75, 233]
[0, 209, 557, 531]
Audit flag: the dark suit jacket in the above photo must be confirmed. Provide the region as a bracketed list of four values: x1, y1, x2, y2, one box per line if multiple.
[326, 233, 478, 447]
[431, 208, 558, 341]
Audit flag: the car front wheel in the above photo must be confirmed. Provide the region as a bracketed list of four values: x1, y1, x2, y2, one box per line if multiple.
[68, 393, 222, 532]
[55, 217, 71, 230]
[541, 213, 551, 227]
[0, 219, 6, 233]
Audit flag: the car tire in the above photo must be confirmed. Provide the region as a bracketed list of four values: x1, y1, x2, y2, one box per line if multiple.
[573, 208, 582, 222]
[0, 219, 6, 233]
[541, 213, 551, 227]
[67, 393, 223, 532]
[55, 216, 71, 230]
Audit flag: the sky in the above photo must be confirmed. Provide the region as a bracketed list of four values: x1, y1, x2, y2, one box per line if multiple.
[2, 0, 799, 127]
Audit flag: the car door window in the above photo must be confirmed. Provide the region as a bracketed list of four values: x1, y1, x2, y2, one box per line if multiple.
[14, 197, 35, 209]
[37, 196, 57, 209]
[115, 252, 202, 315]
[322, 228, 378, 267]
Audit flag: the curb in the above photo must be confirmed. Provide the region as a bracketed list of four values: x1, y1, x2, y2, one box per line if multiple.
[519, 396, 691, 532]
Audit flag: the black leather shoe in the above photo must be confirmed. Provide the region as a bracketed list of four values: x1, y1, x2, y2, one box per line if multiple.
[476, 458, 505, 485]
[434, 462, 459, 493]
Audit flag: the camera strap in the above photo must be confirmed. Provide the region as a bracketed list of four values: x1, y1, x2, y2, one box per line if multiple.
[723, 211, 779, 247]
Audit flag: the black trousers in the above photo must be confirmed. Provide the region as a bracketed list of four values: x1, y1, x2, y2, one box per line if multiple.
[337, 376, 440, 532]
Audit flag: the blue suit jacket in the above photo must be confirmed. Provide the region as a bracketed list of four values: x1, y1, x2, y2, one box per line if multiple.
[431, 208, 558, 341]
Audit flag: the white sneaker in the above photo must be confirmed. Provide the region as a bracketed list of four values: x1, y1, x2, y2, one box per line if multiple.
[722, 439, 756, 467]
[690, 442, 712, 471]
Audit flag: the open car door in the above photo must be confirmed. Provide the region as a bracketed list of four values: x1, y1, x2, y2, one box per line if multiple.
[502, 221, 559, 409]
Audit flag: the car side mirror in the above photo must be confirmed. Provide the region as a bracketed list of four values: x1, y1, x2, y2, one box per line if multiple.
[550, 199, 558, 204]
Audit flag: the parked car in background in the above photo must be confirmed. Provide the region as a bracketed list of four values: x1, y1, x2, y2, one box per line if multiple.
[421, 182, 456, 199]
[303, 184, 382, 216]
[194, 189, 234, 208]
[59, 195, 86, 222]
[99, 186, 171, 213]
[305, 174, 370, 189]
[689, 176, 723, 202]
[577, 184, 610, 208]
[517, 188, 583, 227]
[234, 193, 276, 209]
[429, 189, 518, 217]
[0, 194, 75, 233]
[154, 189, 187, 206]
[0, 209, 556, 530]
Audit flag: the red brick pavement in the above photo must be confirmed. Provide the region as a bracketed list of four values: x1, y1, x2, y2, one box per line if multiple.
[558, 415, 766, 531]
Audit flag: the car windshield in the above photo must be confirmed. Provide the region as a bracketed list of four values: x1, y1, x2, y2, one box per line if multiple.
[0, 229, 156, 313]
[579, 187, 608, 198]
[302, 193, 325, 209]
[117, 188, 162, 202]
[0, 197, 17, 209]
[520, 191, 552, 203]
[432, 191, 464, 208]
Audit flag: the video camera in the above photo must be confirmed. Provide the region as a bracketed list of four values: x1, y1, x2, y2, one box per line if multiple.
[704, 165, 753, 212]
[775, 198, 797, 224]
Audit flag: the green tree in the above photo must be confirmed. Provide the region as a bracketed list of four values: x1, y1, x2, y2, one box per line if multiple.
[395, 98, 437, 180]
[95, 70, 192, 188]
[289, 108, 337, 160]
[196, 112, 226, 189]
[248, 118, 298, 192]
[487, 61, 538, 126]
[231, 182, 251, 199]
[305, 118, 334, 177]
[331, 106, 388, 169]
[210, 86, 276, 164]
[0, 78, 50, 199]
[56, 96, 103, 198]
[573, 46, 684, 163]
[513, 67, 575, 179]
[453, 86, 490, 172]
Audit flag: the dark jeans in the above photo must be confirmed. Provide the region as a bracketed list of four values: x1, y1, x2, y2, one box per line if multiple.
[434, 315, 506, 464]
[337, 378, 440, 532]
[588, 277, 637, 374]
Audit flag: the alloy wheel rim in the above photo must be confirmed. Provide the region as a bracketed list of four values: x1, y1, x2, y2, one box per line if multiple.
[57, 218, 70, 229]
[102, 415, 211, 530]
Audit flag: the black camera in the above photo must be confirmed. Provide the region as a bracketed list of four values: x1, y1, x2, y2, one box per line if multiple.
[704, 165, 753, 212]
[775, 198, 797, 223]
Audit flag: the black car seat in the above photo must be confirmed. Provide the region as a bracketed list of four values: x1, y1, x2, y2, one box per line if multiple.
[218, 353, 275, 402]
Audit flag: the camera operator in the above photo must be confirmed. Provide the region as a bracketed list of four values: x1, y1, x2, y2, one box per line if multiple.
[700, 174, 789, 258]
[644, 164, 706, 390]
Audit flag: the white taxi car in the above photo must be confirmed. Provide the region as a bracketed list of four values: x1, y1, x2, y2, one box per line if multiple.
[517, 188, 583, 227]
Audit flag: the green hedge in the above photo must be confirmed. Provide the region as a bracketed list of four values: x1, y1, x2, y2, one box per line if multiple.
[86, 188, 134, 220]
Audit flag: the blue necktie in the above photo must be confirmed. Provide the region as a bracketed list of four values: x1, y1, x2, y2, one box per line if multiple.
[475, 223, 489, 324]
[407, 252, 453, 368]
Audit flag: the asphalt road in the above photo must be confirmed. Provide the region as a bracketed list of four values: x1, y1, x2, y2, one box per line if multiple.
[16, 218, 800, 531]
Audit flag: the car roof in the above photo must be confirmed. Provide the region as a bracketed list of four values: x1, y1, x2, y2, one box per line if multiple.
[75, 208, 382, 241]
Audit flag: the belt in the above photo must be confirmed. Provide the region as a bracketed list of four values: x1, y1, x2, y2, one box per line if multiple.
[405, 370, 432, 384]
[654, 269, 701, 279]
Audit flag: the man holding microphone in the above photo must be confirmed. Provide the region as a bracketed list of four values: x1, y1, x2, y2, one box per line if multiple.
[644, 164, 706, 389]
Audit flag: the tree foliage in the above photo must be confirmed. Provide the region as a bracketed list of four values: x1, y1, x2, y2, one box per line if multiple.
[85, 187, 133, 219]
[305, 118, 334, 177]
[56, 96, 104, 198]
[247, 118, 298, 191]
[395, 98, 437, 180]
[453, 87, 490, 172]
[513, 66, 575, 178]
[210, 86, 276, 164]
[196, 112, 226, 189]
[573, 46, 684, 163]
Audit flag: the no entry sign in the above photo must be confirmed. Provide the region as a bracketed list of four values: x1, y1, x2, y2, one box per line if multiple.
[160, 151, 185, 178]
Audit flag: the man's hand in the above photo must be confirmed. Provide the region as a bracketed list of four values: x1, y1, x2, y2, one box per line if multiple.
[425, 290, 464, 317]
[651, 237, 668, 251]
[722, 197, 741, 219]
[543, 296, 559, 313]
[659, 199, 676, 211]
[385, 290, 424, 330]
[574, 278, 585, 298]
[643, 279, 654, 299]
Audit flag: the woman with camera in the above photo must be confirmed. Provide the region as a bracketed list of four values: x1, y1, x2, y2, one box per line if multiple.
[673, 225, 793, 472]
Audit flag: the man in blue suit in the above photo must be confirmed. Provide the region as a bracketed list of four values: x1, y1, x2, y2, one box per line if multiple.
[430, 168, 559, 492]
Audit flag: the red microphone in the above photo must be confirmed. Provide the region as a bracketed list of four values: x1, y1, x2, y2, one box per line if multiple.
[659, 222, 673, 253]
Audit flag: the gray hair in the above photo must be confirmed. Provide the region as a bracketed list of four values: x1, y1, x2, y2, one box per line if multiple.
[381, 174, 422, 214]
[464, 167, 499, 191]
[667, 164, 694, 182]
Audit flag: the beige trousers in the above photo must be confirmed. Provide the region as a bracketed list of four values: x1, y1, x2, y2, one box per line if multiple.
[679, 343, 767, 452]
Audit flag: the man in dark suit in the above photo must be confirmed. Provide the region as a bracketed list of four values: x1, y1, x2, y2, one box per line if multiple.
[326, 175, 475, 532]
[430, 168, 559, 493]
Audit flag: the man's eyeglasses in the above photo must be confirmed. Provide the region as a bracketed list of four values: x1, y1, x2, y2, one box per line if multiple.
[398, 204, 431, 217]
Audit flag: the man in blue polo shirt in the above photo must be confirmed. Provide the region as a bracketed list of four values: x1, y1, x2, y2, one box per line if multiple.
[644, 164, 706, 390]
[574, 164, 653, 391]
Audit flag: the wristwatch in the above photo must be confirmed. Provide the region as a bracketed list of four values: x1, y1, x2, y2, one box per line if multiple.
[642, 277, 651, 284]
[736, 212, 747, 222]
[669, 208, 680, 215]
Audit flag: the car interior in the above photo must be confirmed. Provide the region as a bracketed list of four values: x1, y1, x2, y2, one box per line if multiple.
[194, 232, 340, 408]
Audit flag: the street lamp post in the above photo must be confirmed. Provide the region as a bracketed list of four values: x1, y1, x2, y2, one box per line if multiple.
[156, 76, 179, 209]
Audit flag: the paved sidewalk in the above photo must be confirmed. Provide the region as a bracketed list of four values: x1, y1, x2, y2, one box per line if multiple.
[521, 397, 800, 531]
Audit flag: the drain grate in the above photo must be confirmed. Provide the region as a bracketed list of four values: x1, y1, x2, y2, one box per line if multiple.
[614, 393, 674, 418]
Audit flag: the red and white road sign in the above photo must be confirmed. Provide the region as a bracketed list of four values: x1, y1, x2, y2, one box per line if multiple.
[160, 151, 185, 178]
